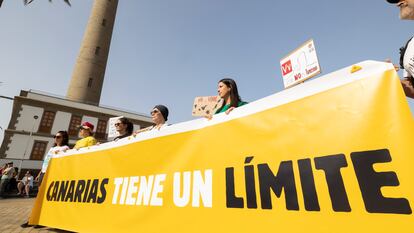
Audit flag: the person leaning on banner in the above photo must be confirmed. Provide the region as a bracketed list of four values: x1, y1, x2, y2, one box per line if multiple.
[113, 117, 134, 141]
[386, 0, 414, 98]
[215, 78, 247, 115]
[74, 122, 97, 149]
[21, 131, 71, 229]
[36, 131, 69, 187]
[135, 105, 170, 134]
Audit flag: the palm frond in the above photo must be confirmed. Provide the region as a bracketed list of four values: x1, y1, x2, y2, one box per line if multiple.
[23, 0, 34, 5]
[0, 0, 71, 8]
[48, 0, 71, 7]
[25, 0, 71, 6]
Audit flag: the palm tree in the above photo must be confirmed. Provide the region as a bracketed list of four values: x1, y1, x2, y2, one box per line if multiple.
[0, 0, 71, 8]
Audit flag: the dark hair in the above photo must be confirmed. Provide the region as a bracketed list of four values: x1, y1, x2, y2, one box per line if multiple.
[118, 117, 134, 136]
[53, 131, 69, 147]
[153, 105, 169, 121]
[216, 78, 242, 112]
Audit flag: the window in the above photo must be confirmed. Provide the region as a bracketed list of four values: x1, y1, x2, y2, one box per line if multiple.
[68, 115, 82, 136]
[95, 46, 101, 55]
[88, 78, 93, 88]
[30, 141, 48, 160]
[102, 19, 107, 26]
[95, 119, 107, 139]
[38, 111, 55, 134]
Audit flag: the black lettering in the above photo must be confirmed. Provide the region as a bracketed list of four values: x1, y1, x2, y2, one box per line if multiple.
[97, 178, 109, 204]
[314, 154, 351, 212]
[46, 181, 55, 201]
[258, 161, 299, 210]
[51, 181, 59, 201]
[244, 157, 257, 209]
[225, 167, 244, 208]
[351, 149, 412, 214]
[298, 159, 320, 211]
[74, 180, 86, 202]
[57, 181, 69, 202]
[82, 180, 91, 203]
[64, 180, 76, 202]
[87, 179, 99, 203]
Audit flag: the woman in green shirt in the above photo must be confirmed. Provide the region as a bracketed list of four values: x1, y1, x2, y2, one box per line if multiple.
[215, 78, 247, 115]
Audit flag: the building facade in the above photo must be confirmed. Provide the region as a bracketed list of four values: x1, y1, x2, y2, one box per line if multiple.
[0, 90, 152, 177]
[0, 0, 145, 178]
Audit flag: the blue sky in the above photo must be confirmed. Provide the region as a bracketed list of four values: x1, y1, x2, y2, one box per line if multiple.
[0, 0, 413, 141]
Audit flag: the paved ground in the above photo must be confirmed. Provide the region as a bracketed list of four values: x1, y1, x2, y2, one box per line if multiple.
[0, 198, 73, 233]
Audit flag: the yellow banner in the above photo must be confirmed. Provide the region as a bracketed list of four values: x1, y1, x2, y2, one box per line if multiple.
[29, 61, 413, 233]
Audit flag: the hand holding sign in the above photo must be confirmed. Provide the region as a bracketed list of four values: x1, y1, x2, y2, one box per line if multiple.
[192, 96, 224, 117]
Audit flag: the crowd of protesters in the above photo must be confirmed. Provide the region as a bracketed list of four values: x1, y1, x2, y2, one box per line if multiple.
[13, 1, 414, 230]
[2, 78, 246, 199]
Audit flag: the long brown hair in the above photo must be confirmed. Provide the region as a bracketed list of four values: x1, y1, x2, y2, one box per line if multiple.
[53, 131, 69, 147]
[217, 78, 242, 112]
[119, 117, 134, 135]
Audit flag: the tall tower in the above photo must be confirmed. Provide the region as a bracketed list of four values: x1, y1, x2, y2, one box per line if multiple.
[66, 0, 119, 105]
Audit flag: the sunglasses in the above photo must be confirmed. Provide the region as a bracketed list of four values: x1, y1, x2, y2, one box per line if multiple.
[54, 135, 62, 139]
[151, 109, 160, 115]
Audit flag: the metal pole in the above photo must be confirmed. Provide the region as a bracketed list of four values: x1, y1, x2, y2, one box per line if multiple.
[0, 95, 14, 101]
[19, 115, 38, 178]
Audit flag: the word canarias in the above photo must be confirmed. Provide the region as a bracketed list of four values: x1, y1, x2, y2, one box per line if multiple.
[46, 178, 108, 204]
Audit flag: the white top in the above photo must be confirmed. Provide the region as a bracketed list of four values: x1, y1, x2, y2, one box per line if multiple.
[21, 175, 34, 187]
[403, 38, 414, 78]
[41, 145, 70, 173]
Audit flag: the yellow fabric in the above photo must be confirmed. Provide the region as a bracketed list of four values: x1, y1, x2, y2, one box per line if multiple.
[73, 136, 97, 149]
[29, 67, 413, 233]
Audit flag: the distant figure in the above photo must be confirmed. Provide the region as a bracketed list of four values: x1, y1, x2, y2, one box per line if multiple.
[386, 0, 414, 98]
[0, 163, 6, 176]
[17, 171, 34, 197]
[215, 78, 247, 115]
[74, 122, 97, 149]
[113, 117, 134, 141]
[36, 131, 70, 187]
[0, 162, 15, 197]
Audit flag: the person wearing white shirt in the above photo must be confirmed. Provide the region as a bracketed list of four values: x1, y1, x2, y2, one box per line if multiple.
[35, 131, 70, 187]
[17, 171, 34, 197]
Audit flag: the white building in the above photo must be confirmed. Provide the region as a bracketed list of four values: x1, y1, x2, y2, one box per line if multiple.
[0, 90, 152, 177]
[0, 1, 146, 178]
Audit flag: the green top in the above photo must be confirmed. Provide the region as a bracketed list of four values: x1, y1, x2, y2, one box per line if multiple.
[215, 101, 248, 114]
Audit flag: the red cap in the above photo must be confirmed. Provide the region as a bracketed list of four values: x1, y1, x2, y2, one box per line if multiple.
[80, 122, 94, 131]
